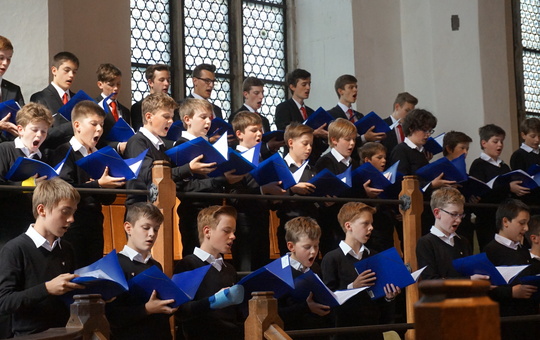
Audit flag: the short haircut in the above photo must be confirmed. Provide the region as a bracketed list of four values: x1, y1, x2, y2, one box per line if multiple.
[478, 124, 505, 148]
[0, 35, 13, 51]
[334, 74, 357, 98]
[179, 98, 212, 128]
[495, 198, 530, 231]
[328, 118, 357, 145]
[72, 100, 106, 123]
[337, 202, 376, 233]
[402, 109, 437, 137]
[526, 215, 540, 242]
[243, 77, 264, 92]
[193, 63, 216, 78]
[284, 121, 313, 142]
[53, 51, 79, 68]
[96, 63, 122, 82]
[430, 187, 465, 211]
[197, 205, 237, 244]
[142, 92, 178, 122]
[285, 216, 321, 243]
[286, 69, 311, 93]
[520, 117, 540, 135]
[359, 142, 386, 162]
[16, 103, 53, 128]
[232, 111, 262, 134]
[393, 92, 418, 110]
[442, 131, 473, 156]
[125, 202, 164, 226]
[145, 64, 170, 81]
[32, 177, 80, 218]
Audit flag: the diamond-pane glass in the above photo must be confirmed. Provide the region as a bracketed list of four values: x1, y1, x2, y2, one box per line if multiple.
[523, 50, 540, 113]
[130, 0, 171, 104]
[521, 0, 540, 50]
[261, 83, 287, 128]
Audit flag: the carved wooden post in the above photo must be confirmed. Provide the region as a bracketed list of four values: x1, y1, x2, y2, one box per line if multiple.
[66, 294, 110, 339]
[415, 280, 500, 340]
[399, 175, 423, 340]
[152, 160, 176, 277]
[245, 292, 290, 340]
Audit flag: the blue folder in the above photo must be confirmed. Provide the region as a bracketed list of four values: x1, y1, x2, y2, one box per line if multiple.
[352, 161, 400, 190]
[520, 275, 540, 299]
[0, 99, 20, 125]
[262, 130, 285, 143]
[129, 264, 211, 308]
[208, 117, 234, 137]
[290, 270, 342, 308]
[165, 136, 228, 167]
[527, 164, 540, 176]
[57, 90, 96, 120]
[353, 247, 415, 300]
[208, 148, 257, 177]
[423, 133, 445, 155]
[416, 154, 468, 183]
[490, 170, 540, 190]
[105, 117, 135, 142]
[4, 149, 71, 182]
[308, 168, 351, 197]
[354, 111, 391, 136]
[165, 120, 185, 141]
[458, 176, 492, 199]
[75, 146, 148, 180]
[452, 253, 524, 286]
[249, 152, 296, 189]
[303, 107, 334, 130]
[238, 256, 295, 299]
[70, 250, 129, 301]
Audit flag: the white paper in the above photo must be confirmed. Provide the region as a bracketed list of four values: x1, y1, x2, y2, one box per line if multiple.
[496, 265, 529, 283]
[411, 266, 428, 281]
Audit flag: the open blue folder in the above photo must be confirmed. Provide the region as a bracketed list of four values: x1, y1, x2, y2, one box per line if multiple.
[238, 256, 295, 299]
[208, 117, 234, 137]
[58, 90, 96, 120]
[70, 250, 129, 301]
[423, 133, 445, 155]
[129, 264, 211, 308]
[353, 247, 415, 300]
[5, 149, 71, 181]
[308, 168, 351, 197]
[262, 130, 284, 143]
[490, 170, 540, 190]
[0, 99, 20, 125]
[166, 120, 185, 141]
[209, 148, 256, 177]
[520, 275, 540, 299]
[352, 161, 400, 190]
[303, 107, 334, 130]
[165, 136, 228, 167]
[452, 253, 528, 286]
[354, 111, 391, 135]
[249, 152, 296, 189]
[458, 176, 492, 199]
[416, 154, 468, 183]
[75, 146, 148, 180]
[106, 117, 135, 142]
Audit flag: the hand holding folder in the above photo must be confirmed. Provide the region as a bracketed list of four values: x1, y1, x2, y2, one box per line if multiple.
[303, 107, 334, 130]
[452, 253, 529, 286]
[208, 117, 234, 137]
[262, 130, 284, 143]
[354, 111, 391, 136]
[249, 152, 296, 189]
[5, 149, 71, 182]
[0, 99, 20, 125]
[57, 90, 96, 120]
[352, 161, 401, 190]
[208, 147, 257, 177]
[76, 146, 148, 180]
[423, 133, 445, 155]
[238, 256, 295, 299]
[105, 117, 135, 142]
[416, 154, 468, 183]
[307, 168, 351, 197]
[165, 134, 228, 167]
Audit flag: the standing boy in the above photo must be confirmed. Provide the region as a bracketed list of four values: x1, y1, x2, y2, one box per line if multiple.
[106, 203, 177, 340]
[381, 92, 418, 157]
[188, 63, 223, 119]
[510, 117, 540, 171]
[174, 205, 244, 340]
[0, 35, 24, 141]
[0, 178, 83, 336]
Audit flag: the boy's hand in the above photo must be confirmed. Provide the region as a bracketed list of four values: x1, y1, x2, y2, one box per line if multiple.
[363, 180, 383, 198]
[364, 126, 386, 142]
[97, 167, 126, 188]
[469, 195, 481, 204]
[323, 195, 337, 207]
[0, 113, 18, 136]
[431, 172, 456, 189]
[512, 284, 537, 299]
[34, 174, 48, 184]
[145, 290, 178, 315]
[424, 151, 434, 161]
[306, 292, 331, 316]
[470, 274, 490, 281]
[189, 154, 217, 175]
[45, 273, 84, 296]
[352, 269, 376, 289]
[208, 134, 221, 144]
[224, 169, 245, 184]
[261, 181, 287, 195]
[117, 142, 127, 155]
[383, 283, 401, 301]
[313, 124, 328, 139]
[510, 181, 530, 197]
[290, 182, 315, 195]
[267, 137, 286, 152]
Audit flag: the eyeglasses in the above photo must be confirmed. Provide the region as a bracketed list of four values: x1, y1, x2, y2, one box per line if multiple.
[194, 76, 216, 85]
[440, 208, 466, 220]
[422, 129, 435, 135]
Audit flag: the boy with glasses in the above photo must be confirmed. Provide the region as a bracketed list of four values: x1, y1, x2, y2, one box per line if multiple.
[189, 63, 222, 119]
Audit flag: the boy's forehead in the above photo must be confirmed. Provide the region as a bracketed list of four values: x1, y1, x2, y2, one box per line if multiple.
[245, 123, 262, 129]
[295, 77, 310, 85]
[487, 135, 504, 142]
[58, 60, 78, 69]
[441, 203, 464, 212]
[247, 86, 263, 93]
[193, 107, 212, 116]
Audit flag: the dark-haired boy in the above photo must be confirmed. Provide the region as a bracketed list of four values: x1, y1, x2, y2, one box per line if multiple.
[188, 63, 223, 119]
[510, 118, 540, 171]
[381, 92, 418, 156]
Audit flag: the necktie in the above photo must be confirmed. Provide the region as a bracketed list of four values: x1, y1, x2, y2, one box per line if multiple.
[347, 108, 355, 122]
[397, 124, 404, 143]
[62, 93, 68, 105]
[300, 106, 308, 120]
[110, 101, 119, 121]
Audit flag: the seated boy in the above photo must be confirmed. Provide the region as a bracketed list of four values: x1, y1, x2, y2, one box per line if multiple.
[106, 202, 176, 340]
[0, 35, 24, 141]
[278, 216, 331, 336]
[174, 205, 244, 340]
[0, 103, 53, 248]
[53, 100, 125, 267]
[321, 202, 400, 340]
[0, 177, 83, 336]
[484, 199, 539, 340]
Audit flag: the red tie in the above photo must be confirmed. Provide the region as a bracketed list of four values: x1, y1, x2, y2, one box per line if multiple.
[110, 101, 119, 121]
[397, 123, 404, 143]
[347, 108, 355, 122]
[300, 106, 308, 120]
[62, 93, 68, 105]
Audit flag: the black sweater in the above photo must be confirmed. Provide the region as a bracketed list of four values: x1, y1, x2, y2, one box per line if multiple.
[416, 233, 472, 280]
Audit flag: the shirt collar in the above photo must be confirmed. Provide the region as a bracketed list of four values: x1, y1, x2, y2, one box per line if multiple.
[494, 233, 521, 250]
[51, 82, 69, 101]
[69, 136, 96, 157]
[120, 245, 152, 264]
[181, 130, 207, 141]
[430, 225, 458, 247]
[14, 137, 42, 159]
[404, 137, 424, 152]
[337, 102, 352, 113]
[284, 153, 300, 167]
[390, 115, 400, 124]
[25, 224, 61, 251]
[288, 253, 310, 273]
[140, 127, 165, 150]
[530, 251, 540, 260]
[339, 240, 369, 260]
[236, 144, 249, 153]
[292, 98, 303, 110]
[520, 143, 539, 154]
[331, 148, 351, 167]
[193, 247, 225, 271]
[191, 92, 206, 100]
[479, 152, 503, 167]
[243, 104, 256, 112]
